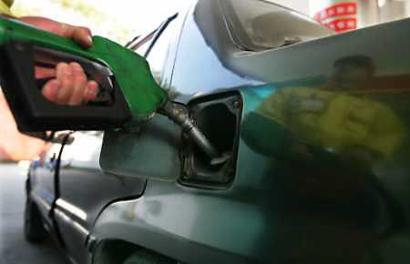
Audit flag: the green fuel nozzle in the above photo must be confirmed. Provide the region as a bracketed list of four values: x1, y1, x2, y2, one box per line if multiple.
[0, 16, 166, 120]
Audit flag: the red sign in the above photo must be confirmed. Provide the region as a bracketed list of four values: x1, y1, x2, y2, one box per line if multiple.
[323, 18, 357, 31]
[314, 2, 358, 33]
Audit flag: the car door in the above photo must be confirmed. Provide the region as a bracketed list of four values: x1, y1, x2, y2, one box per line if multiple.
[53, 131, 147, 263]
[29, 141, 60, 227]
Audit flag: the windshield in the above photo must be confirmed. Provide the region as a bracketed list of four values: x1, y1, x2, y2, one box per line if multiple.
[220, 0, 333, 51]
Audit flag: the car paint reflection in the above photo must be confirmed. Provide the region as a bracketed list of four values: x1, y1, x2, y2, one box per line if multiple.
[240, 55, 409, 263]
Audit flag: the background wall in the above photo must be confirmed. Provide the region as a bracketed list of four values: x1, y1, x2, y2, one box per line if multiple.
[268, 0, 310, 13]
[280, 0, 410, 28]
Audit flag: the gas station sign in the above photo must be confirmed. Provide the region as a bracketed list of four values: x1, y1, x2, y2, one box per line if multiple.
[312, 0, 358, 33]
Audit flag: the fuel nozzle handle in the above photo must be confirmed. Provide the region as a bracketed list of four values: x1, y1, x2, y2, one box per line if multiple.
[159, 100, 220, 159]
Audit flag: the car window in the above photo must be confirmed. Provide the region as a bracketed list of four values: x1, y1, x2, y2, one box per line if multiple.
[220, 0, 332, 51]
[171, 5, 258, 97]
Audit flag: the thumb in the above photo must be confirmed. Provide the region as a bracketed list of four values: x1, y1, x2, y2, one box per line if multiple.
[19, 16, 93, 48]
[64, 25, 93, 48]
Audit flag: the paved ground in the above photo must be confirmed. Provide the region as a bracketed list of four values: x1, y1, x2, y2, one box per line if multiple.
[0, 163, 67, 264]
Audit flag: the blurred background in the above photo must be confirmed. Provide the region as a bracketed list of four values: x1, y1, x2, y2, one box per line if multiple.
[2, 0, 410, 161]
[11, 0, 410, 42]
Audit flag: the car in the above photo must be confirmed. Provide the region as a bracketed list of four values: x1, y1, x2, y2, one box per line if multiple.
[16, 0, 410, 263]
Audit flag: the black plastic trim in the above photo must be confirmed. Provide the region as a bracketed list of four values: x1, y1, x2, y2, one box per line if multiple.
[0, 41, 132, 132]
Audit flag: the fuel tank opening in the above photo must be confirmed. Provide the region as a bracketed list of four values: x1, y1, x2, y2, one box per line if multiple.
[180, 93, 242, 188]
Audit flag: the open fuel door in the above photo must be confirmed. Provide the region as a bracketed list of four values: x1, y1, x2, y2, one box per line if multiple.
[99, 92, 242, 186]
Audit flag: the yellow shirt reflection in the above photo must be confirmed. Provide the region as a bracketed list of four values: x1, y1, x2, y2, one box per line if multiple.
[257, 87, 404, 159]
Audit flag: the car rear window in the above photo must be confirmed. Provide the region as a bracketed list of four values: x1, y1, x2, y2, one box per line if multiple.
[220, 0, 333, 51]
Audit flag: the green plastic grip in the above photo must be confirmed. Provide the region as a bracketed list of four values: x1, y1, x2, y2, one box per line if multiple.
[0, 17, 167, 120]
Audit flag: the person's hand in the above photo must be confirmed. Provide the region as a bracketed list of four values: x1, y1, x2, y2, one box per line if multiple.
[19, 17, 93, 48]
[35, 62, 99, 105]
[19, 17, 99, 105]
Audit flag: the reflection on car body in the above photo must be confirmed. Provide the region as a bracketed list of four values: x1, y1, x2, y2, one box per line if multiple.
[242, 55, 407, 263]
